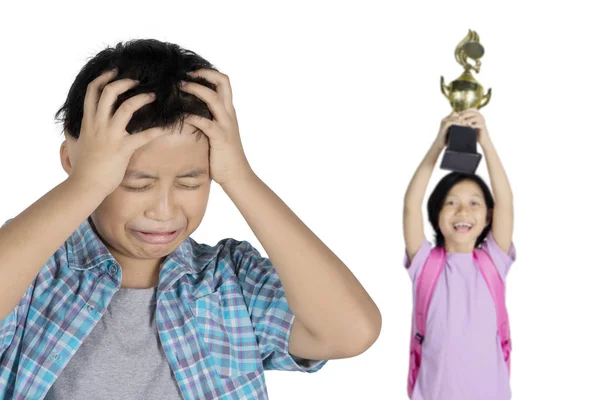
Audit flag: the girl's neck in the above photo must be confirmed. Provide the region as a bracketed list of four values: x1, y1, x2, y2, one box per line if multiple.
[444, 241, 475, 254]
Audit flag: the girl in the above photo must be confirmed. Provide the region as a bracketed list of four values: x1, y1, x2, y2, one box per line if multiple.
[403, 109, 516, 400]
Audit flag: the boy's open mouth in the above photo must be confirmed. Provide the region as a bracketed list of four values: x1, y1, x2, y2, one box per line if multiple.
[130, 229, 180, 244]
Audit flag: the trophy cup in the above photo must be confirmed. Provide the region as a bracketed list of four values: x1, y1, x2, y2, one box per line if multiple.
[440, 30, 491, 173]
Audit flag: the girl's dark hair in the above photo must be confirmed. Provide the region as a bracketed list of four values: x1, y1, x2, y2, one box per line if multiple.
[55, 38, 217, 139]
[427, 172, 494, 248]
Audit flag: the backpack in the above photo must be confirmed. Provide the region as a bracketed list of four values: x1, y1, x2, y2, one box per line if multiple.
[407, 246, 512, 398]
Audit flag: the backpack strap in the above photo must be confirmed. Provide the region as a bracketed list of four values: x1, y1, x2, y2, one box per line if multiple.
[415, 246, 446, 345]
[408, 246, 446, 397]
[474, 248, 512, 375]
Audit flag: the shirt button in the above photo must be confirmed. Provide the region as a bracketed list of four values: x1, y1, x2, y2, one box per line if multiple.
[87, 305, 96, 314]
[50, 352, 61, 361]
[108, 264, 118, 275]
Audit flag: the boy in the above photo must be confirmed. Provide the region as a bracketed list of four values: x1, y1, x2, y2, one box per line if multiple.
[0, 39, 381, 399]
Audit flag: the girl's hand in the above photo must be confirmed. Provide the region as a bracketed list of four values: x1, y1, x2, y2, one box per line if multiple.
[179, 69, 253, 188]
[458, 108, 490, 144]
[434, 111, 462, 149]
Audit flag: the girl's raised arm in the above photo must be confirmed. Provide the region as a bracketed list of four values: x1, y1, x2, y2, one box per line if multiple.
[460, 109, 514, 253]
[403, 112, 460, 261]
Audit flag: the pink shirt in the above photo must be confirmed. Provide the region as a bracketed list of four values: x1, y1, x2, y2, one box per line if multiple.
[405, 233, 516, 400]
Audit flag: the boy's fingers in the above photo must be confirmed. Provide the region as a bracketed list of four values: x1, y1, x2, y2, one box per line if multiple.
[126, 127, 169, 151]
[111, 93, 156, 133]
[185, 114, 222, 141]
[187, 69, 234, 113]
[180, 82, 229, 123]
[96, 79, 140, 124]
[83, 69, 118, 123]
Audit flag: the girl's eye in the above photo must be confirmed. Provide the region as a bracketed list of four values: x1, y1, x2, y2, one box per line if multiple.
[125, 185, 201, 192]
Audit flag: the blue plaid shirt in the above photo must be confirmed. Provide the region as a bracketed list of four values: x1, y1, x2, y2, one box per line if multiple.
[0, 217, 326, 399]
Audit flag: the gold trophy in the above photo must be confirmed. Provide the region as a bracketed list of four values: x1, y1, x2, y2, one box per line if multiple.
[439, 30, 491, 173]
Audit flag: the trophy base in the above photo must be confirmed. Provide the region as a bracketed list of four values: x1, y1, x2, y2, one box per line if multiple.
[440, 149, 482, 174]
[440, 125, 482, 174]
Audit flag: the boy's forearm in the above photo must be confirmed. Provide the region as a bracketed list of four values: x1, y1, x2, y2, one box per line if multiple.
[404, 141, 444, 208]
[222, 172, 380, 347]
[0, 177, 108, 320]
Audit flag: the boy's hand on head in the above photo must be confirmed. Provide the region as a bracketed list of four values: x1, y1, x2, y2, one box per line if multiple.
[180, 70, 253, 188]
[458, 108, 490, 144]
[68, 69, 168, 195]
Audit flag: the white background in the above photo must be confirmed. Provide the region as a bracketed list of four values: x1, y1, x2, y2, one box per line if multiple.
[1, 1, 599, 399]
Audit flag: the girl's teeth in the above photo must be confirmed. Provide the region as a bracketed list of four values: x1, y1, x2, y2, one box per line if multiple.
[453, 223, 472, 231]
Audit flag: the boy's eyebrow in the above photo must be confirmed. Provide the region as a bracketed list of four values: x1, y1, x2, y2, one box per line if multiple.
[124, 168, 207, 180]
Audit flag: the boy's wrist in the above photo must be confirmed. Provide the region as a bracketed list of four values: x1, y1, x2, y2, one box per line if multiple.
[65, 175, 113, 200]
[220, 168, 259, 195]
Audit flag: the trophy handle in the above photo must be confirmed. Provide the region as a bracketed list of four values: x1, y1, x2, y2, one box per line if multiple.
[479, 88, 492, 109]
[440, 76, 451, 101]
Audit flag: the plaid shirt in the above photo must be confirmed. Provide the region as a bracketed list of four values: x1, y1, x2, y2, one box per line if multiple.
[0, 217, 326, 399]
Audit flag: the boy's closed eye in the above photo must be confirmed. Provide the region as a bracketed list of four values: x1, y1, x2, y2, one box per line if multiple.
[121, 168, 208, 192]
[123, 184, 201, 192]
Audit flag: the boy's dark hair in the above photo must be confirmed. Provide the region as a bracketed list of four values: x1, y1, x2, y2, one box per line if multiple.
[55, 39, 217, 139]
[427, 172, 494, 248]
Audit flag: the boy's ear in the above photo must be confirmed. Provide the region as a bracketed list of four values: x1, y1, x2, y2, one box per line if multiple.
[60, 138, 74, 175]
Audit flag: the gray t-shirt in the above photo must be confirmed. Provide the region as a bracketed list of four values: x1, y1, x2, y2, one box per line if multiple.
[45, 286, 184, 400]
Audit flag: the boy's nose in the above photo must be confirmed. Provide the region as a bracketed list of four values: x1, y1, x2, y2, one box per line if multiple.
[145, 191, 178, 221]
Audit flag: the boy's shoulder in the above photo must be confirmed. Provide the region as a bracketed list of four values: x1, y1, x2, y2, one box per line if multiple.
[2, 216, 267, 278]
[182, 236, 265, 275]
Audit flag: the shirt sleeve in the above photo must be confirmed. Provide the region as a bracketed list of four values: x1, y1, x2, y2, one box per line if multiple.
[0, 288, 35, 359]
[1, 282, 35, 363]
[404, 238, 433, 282]
[480, 232, 516, 281]
[0, 218, 16, 355]
[1, 218, 34, 358]
[0, 310, 17, 357]
[233, 240, 327, 373]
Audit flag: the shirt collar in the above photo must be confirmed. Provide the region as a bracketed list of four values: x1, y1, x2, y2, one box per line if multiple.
[66, 217, 220, 275]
